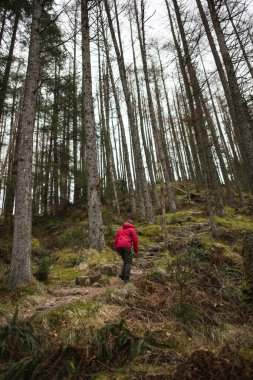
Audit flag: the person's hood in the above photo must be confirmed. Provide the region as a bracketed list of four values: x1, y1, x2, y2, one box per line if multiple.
[122, 222, 134, 229]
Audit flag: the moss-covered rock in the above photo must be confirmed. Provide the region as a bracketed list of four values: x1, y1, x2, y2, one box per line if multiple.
[84, 248, 119, 268]
[53, 249, 81, 266]
[33, 300, 101, 331]
[49, 267, 85, 284]
[137, 224, 162, 237]
[215, 208, 253, 234]
[75, 274, 101, 286]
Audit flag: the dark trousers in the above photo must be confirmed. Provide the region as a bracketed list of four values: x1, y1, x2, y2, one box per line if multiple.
[118, 247, 133, 281]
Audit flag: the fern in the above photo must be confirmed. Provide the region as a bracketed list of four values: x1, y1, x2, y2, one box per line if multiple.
[3, 356, 42, 380]
[0, 308, 40, 360]
[92, 320, 170, 363]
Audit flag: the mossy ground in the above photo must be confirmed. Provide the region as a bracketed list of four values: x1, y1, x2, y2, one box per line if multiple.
[1, 186, 253, 378]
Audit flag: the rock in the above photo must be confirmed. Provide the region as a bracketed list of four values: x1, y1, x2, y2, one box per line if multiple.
[36, 306, 48, 311]
[107, 284, 137, 304]
[194, 222, 210, 232]
[72, 289, 88, 295]
[93, 282, 101, 288]
[94, 264, 118, 276]
[146, 243, 164, 252]
[145, 252, 156, 257]
[77, 262, 89, 271]
[131, 268, 143, 276]
[75, 274, 101, 286]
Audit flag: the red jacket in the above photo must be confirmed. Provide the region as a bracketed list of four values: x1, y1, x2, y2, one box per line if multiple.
[114, 223, 138, 253]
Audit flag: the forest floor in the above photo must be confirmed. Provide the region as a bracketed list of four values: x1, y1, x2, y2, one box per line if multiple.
[1, 187, 253, 379]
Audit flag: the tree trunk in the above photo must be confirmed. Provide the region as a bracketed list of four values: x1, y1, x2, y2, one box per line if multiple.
[103, 0, 154, 224]
[167, 0, 222, 226]
[199, 54, 235, 207]
[134, 0, 176, 211]
[43, 129, 53, 215]
[73, 4, 80, 203]
[9, 0, 44, 288]
[129, 16, 160, 209]
[207, 0, 253, 192]
[224, 0, 253, 81]
[0, 11, 20, 122]
[0, 9, 7, 46]
[102, 68, 120, 215]
[52, 62, 59, 215]
[81, 0, 104, 249]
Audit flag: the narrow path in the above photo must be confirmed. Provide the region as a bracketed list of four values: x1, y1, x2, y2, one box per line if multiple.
[20, 250, 163, 319]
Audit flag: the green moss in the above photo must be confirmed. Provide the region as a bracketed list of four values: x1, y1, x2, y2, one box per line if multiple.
[0, 263, 8, 281]
[197, 232, 218, 248]
[241, 349, 253, 361]
[156, 252, 173, 269]
[138, 235, 153, 250]
[49, 267, 84, 283]
[53, 249, 80, 266]
[136, 225, 164, 248]
[223, 250, 242, 265]
[196, 236, 241, 261]
[84, 248, 119, 268]
[215, 208, 253, 233]
[31, 238, 41, 254]
[166, 210, 206, 225]
[137, 224, 162, 238]
[42, 247, 119, 284]
[19, 287, 39, 296]
[33, 300, 101, 330]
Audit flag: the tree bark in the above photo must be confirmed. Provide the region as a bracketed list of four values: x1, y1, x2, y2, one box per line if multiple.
[9, 0, 44, 288]
[206, 0, 253, 191]
[81, 0, 104, 248]
[103, 0, 154, 224]
[167, 0, 222, 229]
[129, 16, 160, 209]
[134, 0, 176, 211]
[0, 11, 20, 122]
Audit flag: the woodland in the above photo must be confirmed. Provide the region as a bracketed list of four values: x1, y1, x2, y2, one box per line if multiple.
[1, 0, 253, 378]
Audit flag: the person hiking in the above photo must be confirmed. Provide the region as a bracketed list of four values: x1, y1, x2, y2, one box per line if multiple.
[114, 221, 138, 283]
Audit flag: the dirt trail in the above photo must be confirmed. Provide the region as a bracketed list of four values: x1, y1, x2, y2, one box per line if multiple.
[20, 250, 162, 319]
[11, 221, 209, 321]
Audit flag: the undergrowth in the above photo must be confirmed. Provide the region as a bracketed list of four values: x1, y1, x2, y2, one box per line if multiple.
[1, 189, 253, 378]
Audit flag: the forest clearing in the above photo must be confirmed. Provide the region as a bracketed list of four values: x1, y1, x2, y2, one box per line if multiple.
[1, 0, 253, 378]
